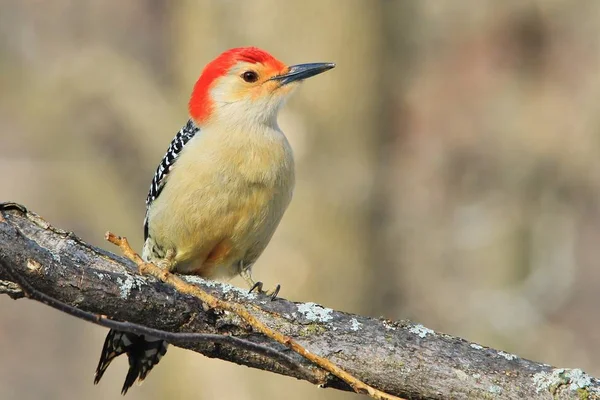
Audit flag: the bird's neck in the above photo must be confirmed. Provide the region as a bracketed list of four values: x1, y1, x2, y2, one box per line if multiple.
[203, 96, 284, 131]
[199, 112, 283, 142]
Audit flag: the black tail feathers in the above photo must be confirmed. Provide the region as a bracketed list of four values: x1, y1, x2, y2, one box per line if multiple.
[94, 329, 168, 395]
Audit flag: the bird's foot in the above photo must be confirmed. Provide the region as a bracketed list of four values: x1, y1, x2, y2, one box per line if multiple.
[249, 281, 281, 301]
[155, 249, 176, 279]
[240, 266, 280, 300]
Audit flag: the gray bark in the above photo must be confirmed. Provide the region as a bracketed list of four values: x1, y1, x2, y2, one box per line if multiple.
[0, 203, 598, 400]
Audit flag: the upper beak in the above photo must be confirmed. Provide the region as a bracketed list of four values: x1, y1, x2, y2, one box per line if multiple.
[270, 62, 335, 85]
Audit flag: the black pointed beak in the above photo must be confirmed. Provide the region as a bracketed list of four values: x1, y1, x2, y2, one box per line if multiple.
[270, 62, 335, 85]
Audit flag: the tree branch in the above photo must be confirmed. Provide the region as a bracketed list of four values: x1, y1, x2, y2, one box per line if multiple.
[0, 202, 599, 399]
[104, 232, 401, 400]
[0, 255, 311, 379]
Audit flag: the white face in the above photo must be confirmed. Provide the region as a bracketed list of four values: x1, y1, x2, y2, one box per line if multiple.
[209, 61, 300, 127]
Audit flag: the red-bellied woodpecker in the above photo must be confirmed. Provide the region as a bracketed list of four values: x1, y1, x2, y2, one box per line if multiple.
[93, 47, 335, 394]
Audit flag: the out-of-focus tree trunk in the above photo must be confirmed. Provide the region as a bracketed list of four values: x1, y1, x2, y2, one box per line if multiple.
[365, 1, 418, 317]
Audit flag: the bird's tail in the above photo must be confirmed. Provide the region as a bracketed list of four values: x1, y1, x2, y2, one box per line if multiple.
[94, 329, 168, 395]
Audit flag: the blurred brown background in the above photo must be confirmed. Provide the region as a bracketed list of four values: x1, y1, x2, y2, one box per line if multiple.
[2, 1, 600, 399]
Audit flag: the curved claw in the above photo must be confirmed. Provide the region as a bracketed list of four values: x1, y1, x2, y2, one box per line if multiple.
[249, 281, 263, 294]
[248, 281, 281, 301]
[269, 284, 281, 301]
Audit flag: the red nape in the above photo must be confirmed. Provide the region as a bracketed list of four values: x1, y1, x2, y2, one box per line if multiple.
[188, 47, 285, 123]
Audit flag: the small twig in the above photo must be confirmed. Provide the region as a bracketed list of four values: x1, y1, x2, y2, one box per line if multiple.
[0, 257, 313, 379]
[106, 232, 405, 400]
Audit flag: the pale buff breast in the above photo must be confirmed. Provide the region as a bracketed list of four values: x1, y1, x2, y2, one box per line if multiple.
[145, 126, 294, 279]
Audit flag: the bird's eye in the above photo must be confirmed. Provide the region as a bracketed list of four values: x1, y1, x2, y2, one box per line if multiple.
[242, 71, 259, 83]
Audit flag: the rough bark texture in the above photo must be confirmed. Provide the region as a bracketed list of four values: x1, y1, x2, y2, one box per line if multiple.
[0, 203, 598, 400]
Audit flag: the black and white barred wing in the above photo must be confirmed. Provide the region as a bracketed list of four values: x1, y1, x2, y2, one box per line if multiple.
[144, 119, 200, 240]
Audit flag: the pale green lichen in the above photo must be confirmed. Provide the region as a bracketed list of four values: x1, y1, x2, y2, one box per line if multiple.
[350, 318, 362, 331]
[219, 282, 256, 299]
[115, 273, 144, 298]
[182, 276, 257, 299]
[296, 302, 333, 322]
[533, 368, 599, 395]
[407, 324, 435, 338]
[497, 351, 517, 361]
[488, 385, 502, 394]
[183, 275, 214, 286]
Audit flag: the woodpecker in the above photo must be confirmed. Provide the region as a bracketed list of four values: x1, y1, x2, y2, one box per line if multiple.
[93, 47, 334, 394]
